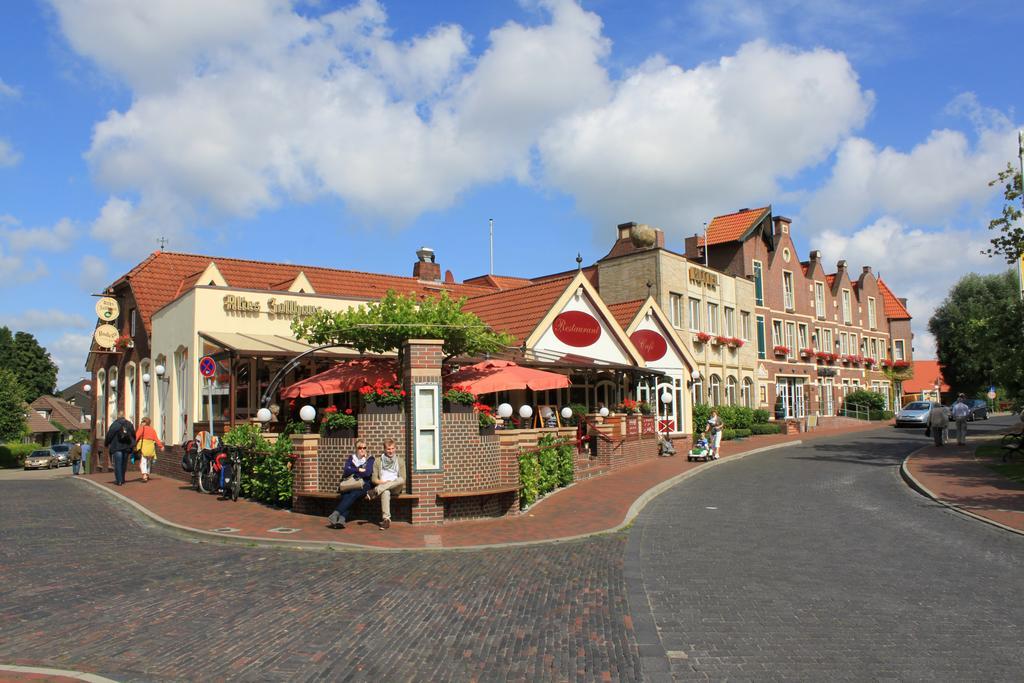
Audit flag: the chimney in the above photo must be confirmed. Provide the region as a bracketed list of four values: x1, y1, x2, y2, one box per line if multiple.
[809, 249, 821, 263]
[617, 221, 635, 241]
[413, 247, 441, 281]
[836, 259, 847, 275]
[773, 215, 792, 236]
[862, 266, 872, 275]
[898, 297, 908, 308]
[606, 221, 664, 258]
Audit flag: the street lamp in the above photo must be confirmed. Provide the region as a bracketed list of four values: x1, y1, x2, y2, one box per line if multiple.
[560, 406, 573, 420]
[496, 403, 513, 419]
[299, 405, 316, 423]
[518, 405, 533, 419]
[256, 407, 273, 423]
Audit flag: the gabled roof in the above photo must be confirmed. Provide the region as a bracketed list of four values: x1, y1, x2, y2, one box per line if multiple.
[26, 412, 59, 435]
[878, 278, 912, 320]
[606, 299, 644, 329]
[902, 360, 948, 393]
[698, 207, 770, 247]
[109, 251, 502, 336]
[462, 277, 574, 346]
[462, 274, 534, 290]
[30, 395, 84, 431]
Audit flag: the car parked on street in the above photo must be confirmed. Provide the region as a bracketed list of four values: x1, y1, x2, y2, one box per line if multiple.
[895, 401, 941, 428]
[966, 399, 989, 421]
[51, 443, 72, 467]
[23, 448, 58, 470]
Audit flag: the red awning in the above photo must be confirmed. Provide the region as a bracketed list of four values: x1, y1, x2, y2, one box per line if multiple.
[443, 360, 570, 395]
[281, 358, 398, 399]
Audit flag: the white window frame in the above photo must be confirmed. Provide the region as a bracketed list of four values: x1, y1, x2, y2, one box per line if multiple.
[753, 260, 764, 306]
[707, 302, 719, 335]
[413, 384, 441, 471]
[868, 297, 877, 329]
[894, 340, 906, 361]
[798, 324, 808, 351]
[772, 320, 783, 347]
[669, 293, 684, 328]
[724, 307, 735, 337]
[842, 289, 852, 325]
[688, 297, 701, 331]
[785, 322, 797, 356]
[740, 311, 751, 340]
[815, 282, 825, 318]
[783, 271, 795, 310]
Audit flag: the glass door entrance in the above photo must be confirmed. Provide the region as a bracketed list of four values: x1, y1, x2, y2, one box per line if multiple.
[774, 378, 806, 419]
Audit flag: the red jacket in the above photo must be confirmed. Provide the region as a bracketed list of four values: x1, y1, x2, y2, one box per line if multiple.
[135, 425, 164, 450]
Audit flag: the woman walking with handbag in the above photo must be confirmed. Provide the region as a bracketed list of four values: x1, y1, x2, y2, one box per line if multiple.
[135, 417, 164, 482]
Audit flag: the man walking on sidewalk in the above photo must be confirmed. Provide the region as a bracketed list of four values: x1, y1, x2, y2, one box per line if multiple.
[927, 402, 950, 447]
[951, 394, 971, 446]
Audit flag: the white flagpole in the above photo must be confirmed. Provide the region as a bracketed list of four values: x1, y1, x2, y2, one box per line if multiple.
[489, 218, 494, 275]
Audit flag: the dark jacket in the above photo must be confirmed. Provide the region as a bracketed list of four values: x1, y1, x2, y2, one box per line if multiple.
[105, 418, 136, 452]
[342, 454, 375, 486]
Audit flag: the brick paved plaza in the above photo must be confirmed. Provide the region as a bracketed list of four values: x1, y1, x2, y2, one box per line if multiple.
[2, 422, 1022, 681]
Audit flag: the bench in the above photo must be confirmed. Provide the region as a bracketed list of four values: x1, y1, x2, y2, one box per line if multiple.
[436, 485, 519, 500]
[295, 491, 419, 502]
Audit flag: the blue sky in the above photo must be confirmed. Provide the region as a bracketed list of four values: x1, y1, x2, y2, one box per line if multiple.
[0, 0, 1020, 387]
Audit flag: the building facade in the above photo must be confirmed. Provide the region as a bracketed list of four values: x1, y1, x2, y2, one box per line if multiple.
[685, 207, 913, 418]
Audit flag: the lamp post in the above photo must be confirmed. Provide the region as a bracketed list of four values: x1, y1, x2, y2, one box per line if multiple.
[155, 364, 168, 442]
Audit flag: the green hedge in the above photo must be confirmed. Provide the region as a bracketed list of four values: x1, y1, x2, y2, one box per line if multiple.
[0, 443, 39, 468]
[752, 409, 770, 424]
[721, 428, 752, 440]
[869, 409, 894, 421]
[750, 423, 783, 435]
[222, 424, 295, 506]
[518, 433, 574, 508]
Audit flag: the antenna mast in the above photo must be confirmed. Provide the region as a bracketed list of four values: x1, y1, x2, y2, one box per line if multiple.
[489, 218, 494, 275]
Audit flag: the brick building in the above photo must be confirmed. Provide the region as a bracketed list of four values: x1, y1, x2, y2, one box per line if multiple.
[684, 207, 913, 418]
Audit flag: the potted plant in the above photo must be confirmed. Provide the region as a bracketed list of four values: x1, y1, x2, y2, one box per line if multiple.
[773, 345, 790, 357]
[476, 403, 497, 435]
[617, 398, 639, 415]
[728, 337, 745, 348]
[359, 379, 405, 413]
[799, 347, 815, 359]
[695, 331, 711, 344]
[443, 385, 477, 413]
[714, 335, 730, 346]
[638, 400, 653, 416]
[113, 334, 134, 351]
[320, 405, 357, 438]
[864, 357, 875, 367]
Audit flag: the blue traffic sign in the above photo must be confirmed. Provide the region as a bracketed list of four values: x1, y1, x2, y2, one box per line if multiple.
[199, 355, 217, 378]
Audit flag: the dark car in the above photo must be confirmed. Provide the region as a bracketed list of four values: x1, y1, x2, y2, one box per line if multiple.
[51, 443, 72, 466]
[966, 399, 989, 421]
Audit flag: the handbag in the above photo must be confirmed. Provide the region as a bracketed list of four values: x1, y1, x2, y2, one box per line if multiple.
[140, 438, 157, 458]
[337, 476, 364, 493]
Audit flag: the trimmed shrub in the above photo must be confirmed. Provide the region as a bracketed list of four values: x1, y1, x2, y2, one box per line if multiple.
[752, 409, 770, 424]
[0, 443, 38, 468]
[222, 425, 294, 506]
[518, 451, 541, 508]
[750, 423, 783, 435]
[721, 428, 752, 441]
[869, 409, 894, 421]
[692, 403, 712, 435]
[718, 406, 755, 431]
[519, 434, 574, 508]
[844, 389, 886, 413]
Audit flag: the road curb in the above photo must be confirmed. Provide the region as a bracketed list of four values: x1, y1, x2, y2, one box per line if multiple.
[0, 663, 118, 682]
[75, 439, 803, 553]
[900, 449, 1024, 537]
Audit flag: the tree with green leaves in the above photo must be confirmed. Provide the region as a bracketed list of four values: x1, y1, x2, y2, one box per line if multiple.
[983, 162, 1023, 262]
[928, 270, 1024, 400]
[291, 290, 514, 364]
[0, 367, 27, 443]
[0, 328, 58, 402]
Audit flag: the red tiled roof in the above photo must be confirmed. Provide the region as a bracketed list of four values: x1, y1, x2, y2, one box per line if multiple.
[30, 396, 84, 431]
[606, 300, 643, 330]
[112, 251, 502, 335]
[826, 274, 836, 287]
[698, 207, 770, 247]
[462, 277, 573, 346]
[878, 278, 911, 319]
[25, 412, 59, 435]
[462, 274, 534, 290]
[902, 360, 949, 393]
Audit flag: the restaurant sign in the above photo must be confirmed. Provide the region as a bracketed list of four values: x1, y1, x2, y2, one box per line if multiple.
[688, 267, 719, 288]
[94, 324, 119, 349]
[222, 295, 323, 319]
[552, 311, 601, 347]
[630, 329, 667, 362]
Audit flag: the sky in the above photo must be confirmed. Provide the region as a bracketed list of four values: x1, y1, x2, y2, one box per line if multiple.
[0, 0, 1021, 388]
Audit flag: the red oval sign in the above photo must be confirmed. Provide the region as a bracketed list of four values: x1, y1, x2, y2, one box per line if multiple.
[552, 311, 601, 347]
[630, 329, 667, 362]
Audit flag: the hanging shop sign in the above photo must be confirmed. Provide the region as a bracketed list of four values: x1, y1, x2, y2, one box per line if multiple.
[552, 311, 601, 347]
[630, 329, 667, 362]
[94, 324, 119, 349]
[95, 297, 120, 321]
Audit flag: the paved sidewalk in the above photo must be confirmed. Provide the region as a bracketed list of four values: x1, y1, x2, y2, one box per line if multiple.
[903, 439, 1024, 534]
[78, 420, 887, 551]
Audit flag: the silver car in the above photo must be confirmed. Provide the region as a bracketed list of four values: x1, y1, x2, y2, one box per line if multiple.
[24, 448, 58, 469]
[895, 401, 940, 428]
[51, 443, 72, 466]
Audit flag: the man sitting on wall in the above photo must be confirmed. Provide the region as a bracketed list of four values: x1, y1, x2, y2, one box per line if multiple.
[368, 438, 406, 530]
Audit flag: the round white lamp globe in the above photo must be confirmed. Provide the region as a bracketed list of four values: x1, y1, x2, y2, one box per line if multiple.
[599, 406, 609, 417]
[109, 378, 117, 388]
[155, 364, 165, 377]
[560, 406, 573, 420]
[142, 373, 151, 384]
[518, 405, 533, 419]
[256, 407, 273, 423]
[660, 391, 673, 404]
[496, 403, 513, 419]
[83, 384, 91, 393]
[299, 405, 316, 422]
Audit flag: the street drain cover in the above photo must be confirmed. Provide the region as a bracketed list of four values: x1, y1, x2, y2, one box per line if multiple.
[267, 527, 301, 534]
[210, 527, 240, 533]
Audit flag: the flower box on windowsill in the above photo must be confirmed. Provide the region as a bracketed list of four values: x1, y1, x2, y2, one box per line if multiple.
[773, 345, 790, 357]
[799, 348, 815, 359]
[714, 335, 730, 346]
[363, 403, 402, 415]
[694, 332, 712, 344]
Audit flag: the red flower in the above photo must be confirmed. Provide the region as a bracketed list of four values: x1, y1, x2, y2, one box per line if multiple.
[344, 408, 352, 415]
[324, 405, 338, 414]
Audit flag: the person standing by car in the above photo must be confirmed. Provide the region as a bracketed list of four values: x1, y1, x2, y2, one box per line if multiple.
[951, 394, 971, 446]
[104, 411, 136, 486]
[134, 417, 164, 482]
[70, 441, 83, 475]
[927, 403, 950, 447]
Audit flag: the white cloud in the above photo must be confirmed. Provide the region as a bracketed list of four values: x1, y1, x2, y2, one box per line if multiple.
[0, 246, 47, 286]
[0, 78, 19, 99]
[4, 218, 79, 252]
[78, 254, 109, 292]
[0, 309, 91, 331]
[817, 216, 1005, 359]
[0, 138, 21, 167]
[803, 93, 1018, 232]
[48, 332, 94, 388]
[539, 40, 872, 237]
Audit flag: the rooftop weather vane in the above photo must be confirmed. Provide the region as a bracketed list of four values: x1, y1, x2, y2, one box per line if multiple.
[576, 253, 583, 271]
[157, 236, 168, 251]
